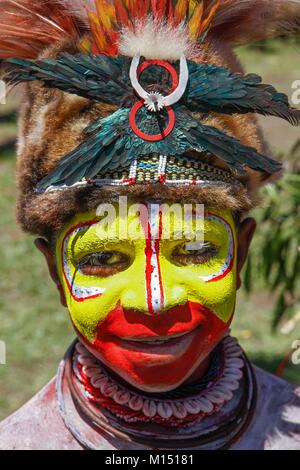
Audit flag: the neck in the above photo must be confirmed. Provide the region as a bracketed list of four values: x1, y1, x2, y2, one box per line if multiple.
[57, 336, 257, 449]
[98, 353, 212, 393]
[183, 354, 212, 386]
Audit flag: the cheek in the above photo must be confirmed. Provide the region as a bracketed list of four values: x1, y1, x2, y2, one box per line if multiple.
[173, 268, 237, 323]
[62, 286, 119, 342]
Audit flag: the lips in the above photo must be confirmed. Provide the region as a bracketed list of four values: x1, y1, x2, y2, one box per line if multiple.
[115, 325, 202, 356]
[74, 301, 232, 392]
[95, 301, 213, 340]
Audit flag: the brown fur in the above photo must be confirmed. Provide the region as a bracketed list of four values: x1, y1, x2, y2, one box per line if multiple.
[1, 1, 297, 237]
[17, 183, 255, 239]
[13, 38, 270, 237]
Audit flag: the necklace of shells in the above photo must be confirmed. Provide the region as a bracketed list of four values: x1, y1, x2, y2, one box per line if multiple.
[72, 335, 245, 426]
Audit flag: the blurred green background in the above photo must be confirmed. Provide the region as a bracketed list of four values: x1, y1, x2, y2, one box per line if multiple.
[0, 40, 300, 421]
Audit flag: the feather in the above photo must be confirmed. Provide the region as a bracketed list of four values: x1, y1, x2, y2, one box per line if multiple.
[36, 105, 281, 191]
[5, 53, 299, 126]
[187, 62, 300, 125]
[0, 0, 81, 59]
[5, 53, 131, 104]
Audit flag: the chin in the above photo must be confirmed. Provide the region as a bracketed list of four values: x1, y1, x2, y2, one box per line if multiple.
[74, 301, 231, 392]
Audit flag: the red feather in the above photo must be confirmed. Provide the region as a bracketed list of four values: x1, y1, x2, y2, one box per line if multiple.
[1, 0, 299, 59]
[114, 0, 131, 28]
[0, 0, 80, 59]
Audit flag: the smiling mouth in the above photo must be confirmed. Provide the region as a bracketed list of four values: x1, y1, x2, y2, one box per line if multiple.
[117, 328, 199, 346]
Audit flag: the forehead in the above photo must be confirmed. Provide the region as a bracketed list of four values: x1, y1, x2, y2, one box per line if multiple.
[56, 202, 235, 245]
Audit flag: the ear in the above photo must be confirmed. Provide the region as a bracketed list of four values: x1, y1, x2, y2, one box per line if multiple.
[236, 218, 256, 290]
[34, 238, 67, 308]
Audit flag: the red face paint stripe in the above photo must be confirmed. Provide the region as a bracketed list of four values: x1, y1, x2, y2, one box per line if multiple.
[144, 219, 155, 315]
[207, 257, 234, 283]
[155, 210, 165, 309]
[61, 219, 104, 302]
[206, 212, 236, 283]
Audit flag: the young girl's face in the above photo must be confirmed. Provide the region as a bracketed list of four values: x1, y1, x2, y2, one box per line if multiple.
[55, 202, 237, 392]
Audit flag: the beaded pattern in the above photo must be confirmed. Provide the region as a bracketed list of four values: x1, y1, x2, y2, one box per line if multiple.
[97, 154, 238, 185]
[73, 336, 245, 426]
[45, 154, 240, 192]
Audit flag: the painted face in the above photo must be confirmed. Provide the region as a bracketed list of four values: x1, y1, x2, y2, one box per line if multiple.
[55, 201, 237, 392]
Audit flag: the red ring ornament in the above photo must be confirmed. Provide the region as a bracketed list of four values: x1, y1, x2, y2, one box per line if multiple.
[130, 101, 176, 142]
[137, 60, 179, 91]
[130, 60, 178, 141]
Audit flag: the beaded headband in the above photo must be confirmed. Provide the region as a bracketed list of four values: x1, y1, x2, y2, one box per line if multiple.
[3, 0, 300, 195]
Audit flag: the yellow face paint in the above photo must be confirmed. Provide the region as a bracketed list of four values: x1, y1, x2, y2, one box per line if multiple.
[55, 203, 237, 344]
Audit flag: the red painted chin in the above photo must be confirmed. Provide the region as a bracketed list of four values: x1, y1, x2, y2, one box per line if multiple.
[76, 302, 232, 392]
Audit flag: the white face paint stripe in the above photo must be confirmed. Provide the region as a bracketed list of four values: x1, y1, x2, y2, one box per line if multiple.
[144, 204, 165, 314]
[199, 214, 235, 283]
[62, 222, 106, 301]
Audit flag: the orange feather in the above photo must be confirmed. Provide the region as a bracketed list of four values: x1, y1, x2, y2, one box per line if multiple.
[94, 0, 116, 32]
[0, 0, 80, 59]
[1, 1, 297, 60]
[114, 0, 131, 28]
[174, 0, 189, 23]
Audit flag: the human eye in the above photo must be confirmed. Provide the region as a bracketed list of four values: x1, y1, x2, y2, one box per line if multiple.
[76, 251, 131, 277]
[172, 242, 218, 266]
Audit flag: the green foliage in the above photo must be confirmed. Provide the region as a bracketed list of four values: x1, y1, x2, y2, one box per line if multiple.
[244, 141, 300, 329]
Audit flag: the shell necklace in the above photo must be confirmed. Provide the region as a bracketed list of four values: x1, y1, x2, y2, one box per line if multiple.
[73, 335, 245, 426]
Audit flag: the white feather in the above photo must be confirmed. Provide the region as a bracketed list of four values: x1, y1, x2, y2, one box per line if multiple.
[119, 18, 195, 61]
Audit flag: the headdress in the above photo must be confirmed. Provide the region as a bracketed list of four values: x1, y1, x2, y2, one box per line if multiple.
[1, 0, 300, 235]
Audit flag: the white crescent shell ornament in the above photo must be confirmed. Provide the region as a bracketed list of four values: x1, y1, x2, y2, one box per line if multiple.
[129, 54, 189, 112]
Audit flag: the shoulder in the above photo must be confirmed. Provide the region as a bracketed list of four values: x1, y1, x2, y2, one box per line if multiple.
[0, 377, 82, 450]
[232, 366, 300, 450]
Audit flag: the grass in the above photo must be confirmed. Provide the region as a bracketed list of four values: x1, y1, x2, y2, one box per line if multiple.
[0, 151, 74, 420]
[0, 41, 300, 422]
[236, 39, 300, 154]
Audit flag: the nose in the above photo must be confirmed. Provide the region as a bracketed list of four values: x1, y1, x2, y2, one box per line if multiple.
[120, 285, 188, 316]
[120, 267, 189, 316]
[120, 287, 149, 313]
